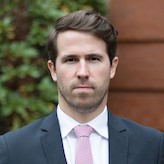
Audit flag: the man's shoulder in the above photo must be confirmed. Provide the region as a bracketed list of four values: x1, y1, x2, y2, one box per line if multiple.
[3, 117, 45, 141]
[2, 110, 57, 142]
[110, 112, 164, 161]
[109, 112, 162, 138]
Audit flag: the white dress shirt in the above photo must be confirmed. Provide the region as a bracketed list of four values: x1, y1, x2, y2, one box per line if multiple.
[57, 105, 109, 164]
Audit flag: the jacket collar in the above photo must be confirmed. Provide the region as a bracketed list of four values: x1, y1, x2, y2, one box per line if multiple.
[39, 109, 129, 164]
[108, 111, 129, 164]
[40, 110, 67, 164]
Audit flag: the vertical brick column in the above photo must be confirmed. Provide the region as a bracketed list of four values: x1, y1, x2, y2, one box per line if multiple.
[108, 0, 164, 131]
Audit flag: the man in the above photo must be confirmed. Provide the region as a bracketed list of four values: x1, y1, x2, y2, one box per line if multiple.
[0, 10, 163, 164]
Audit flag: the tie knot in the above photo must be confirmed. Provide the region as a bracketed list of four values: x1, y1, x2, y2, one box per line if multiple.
[74, 125, 93, 138]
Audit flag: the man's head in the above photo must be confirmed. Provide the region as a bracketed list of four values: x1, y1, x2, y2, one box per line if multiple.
[46, 9, 118, 65]
[47, 10, 119, 122]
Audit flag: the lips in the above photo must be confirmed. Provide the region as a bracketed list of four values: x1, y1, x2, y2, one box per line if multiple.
[72, 82, 94, 91]
[76, 85, 92, 89]
[73, 85, 94, 94]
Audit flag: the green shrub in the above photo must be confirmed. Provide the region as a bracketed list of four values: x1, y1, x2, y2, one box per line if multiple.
[0, 0, 107, 134]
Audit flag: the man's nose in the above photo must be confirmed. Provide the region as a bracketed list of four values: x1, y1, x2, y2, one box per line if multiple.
[76, 60, 89, 79]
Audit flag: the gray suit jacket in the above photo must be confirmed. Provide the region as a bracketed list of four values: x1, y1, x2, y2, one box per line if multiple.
[0, 109, 164, 164]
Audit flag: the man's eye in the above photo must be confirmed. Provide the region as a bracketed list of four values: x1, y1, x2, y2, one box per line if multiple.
[65, 58, 78, 63]
[88, 56, 101, 62]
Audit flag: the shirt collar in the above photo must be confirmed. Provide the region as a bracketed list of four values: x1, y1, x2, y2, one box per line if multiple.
[57, 105, 108, 139]
[87, 106, 108, 139]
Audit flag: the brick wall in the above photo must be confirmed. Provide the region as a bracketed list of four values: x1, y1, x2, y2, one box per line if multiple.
[108, 0, 164, 131]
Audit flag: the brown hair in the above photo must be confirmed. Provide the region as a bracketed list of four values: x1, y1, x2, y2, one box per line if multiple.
[46, 10, 118, 65]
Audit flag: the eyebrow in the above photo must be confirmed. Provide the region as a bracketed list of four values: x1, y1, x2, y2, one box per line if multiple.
[63, 53, 103, 58]
[86, 53, 103, 58]
[61, 53, 103, 61]
[61, 54, 77, 60]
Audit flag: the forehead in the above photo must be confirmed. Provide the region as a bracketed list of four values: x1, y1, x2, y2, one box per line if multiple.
[56, 30, 107, 56]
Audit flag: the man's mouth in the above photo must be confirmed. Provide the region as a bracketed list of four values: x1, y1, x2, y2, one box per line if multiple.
[74, 85, 94, 92]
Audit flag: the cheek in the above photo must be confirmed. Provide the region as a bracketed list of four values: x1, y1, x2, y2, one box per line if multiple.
[91, 66, 111, 84]
[95, 65, 110, 77]
[55, 67, 75, 84]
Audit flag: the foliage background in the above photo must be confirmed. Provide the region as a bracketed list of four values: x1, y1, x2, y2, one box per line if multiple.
[0, 0, 107, 134]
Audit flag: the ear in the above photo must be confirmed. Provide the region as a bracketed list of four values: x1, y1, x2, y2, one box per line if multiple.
[110, 57, 119, 79]
[47, 60, 57, 82]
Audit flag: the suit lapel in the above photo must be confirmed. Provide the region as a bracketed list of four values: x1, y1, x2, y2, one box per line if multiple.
[108, 111, 129, 164]
[40, 110, 67, 164]
[39, 108, 129, 164]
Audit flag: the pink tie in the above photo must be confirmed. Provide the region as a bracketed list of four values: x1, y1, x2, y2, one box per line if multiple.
[74, 125, 94, 164]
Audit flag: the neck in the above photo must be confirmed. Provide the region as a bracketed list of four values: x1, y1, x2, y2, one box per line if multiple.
[58, 96, 107, 123]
